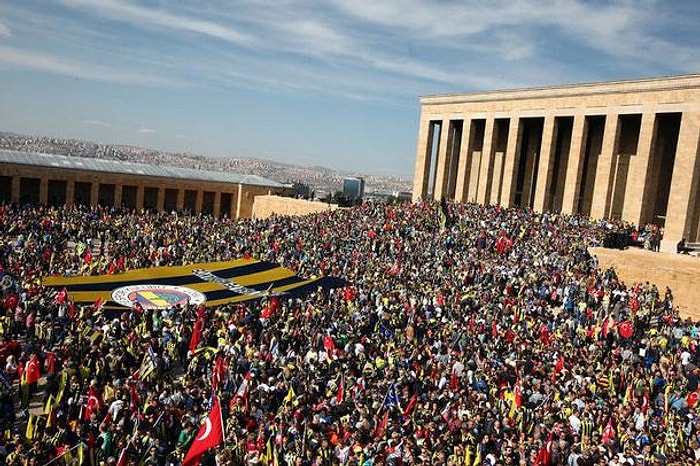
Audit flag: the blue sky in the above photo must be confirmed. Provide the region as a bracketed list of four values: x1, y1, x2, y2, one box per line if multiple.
[1, 1, 700, 179]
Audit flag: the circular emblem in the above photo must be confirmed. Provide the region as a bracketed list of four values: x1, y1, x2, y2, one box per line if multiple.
[111, 284, 206, 309]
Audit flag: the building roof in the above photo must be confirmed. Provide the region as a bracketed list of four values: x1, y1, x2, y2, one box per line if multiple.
[0, 149, 284, 188]
[420, 73, 700, 105]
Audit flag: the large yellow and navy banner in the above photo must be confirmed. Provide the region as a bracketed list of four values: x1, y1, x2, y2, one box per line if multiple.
[42, 258, 344, 310]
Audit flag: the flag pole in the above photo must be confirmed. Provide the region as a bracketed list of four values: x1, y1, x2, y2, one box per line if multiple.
[217, 391, 227, 448]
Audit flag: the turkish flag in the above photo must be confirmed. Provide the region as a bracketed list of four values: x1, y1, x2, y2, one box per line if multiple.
[84, 386, 102, 420]
[602, 418, 615, 444]
[403, 393, 418, 418]
[618, 321, 633, 339]
[56, 287, 67, 305]
[450, 369, 459, 391]
[336, 376, 345, 404]
[514, 380, 523, 408]
[212, 355, 227, 390]
[534, 433, 553, 466]
[189, 317, 204, 353]
[182, 395, 225, 466]
[3, 294, 18, 310]
[94, 297, 104, 311]
[116, 447, 128, 466]
[25, 355, 41, 385]
[555, 355, 564, 374]
[375, 411, 389, 439]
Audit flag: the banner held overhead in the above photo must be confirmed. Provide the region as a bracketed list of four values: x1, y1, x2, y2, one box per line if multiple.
[42, 258, 345, 309]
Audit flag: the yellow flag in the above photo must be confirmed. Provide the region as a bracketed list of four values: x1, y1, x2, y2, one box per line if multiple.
[44, 394, 55, 415]
[20, 370, 28, 406]
[472, 448, 481, 466]
[464, 445, 472, 466]
[284, 386, 297, 406]
[56, 371, 68, 403]
[25, 413, 36, 440]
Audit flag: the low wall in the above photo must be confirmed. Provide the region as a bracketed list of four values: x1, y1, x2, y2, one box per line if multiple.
[252, 195, 337, 219]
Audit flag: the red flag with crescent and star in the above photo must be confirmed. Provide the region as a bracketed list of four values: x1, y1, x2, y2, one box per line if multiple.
[618, 320, 633, 339]
[183, 394, 225, 466]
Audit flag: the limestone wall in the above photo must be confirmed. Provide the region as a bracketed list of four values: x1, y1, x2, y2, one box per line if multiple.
[252, 195, 337, 219]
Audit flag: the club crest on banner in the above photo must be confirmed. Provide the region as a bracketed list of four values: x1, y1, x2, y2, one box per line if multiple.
[112, 285, 206, 310]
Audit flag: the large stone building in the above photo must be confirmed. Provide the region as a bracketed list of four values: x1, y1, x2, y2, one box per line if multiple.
[413, 74, 700, 251]
[0, 149, 287, 218]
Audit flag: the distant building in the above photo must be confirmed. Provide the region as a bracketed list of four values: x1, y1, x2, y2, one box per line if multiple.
[342, 177, 365, 200]
[392, 191, 412, 201]
[0, 149, 287, 218]
[290, 181, 311, 199]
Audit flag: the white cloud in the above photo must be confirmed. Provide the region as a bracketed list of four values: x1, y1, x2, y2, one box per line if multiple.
[6, 0, 698, 103]
[325, 0, 656, 61]
[60, 0, 256, 47]
[0, 45, 186, 87]
[0, 23, 11, 37]
[138, 128, 155, 134]
[82, 119, 111, 127]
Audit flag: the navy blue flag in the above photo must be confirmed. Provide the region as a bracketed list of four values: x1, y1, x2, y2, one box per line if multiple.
[379, 325, 394, 340]
[385, 383, 400, 409]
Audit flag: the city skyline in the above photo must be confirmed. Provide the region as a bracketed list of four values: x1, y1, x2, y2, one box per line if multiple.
[1, 1, 700, 179]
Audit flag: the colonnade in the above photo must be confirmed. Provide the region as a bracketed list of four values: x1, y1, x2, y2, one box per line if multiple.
[413, 75, 700, 250]
[415, 109, 700, 249]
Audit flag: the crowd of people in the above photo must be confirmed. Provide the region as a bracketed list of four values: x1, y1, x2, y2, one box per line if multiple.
[0, 200, 698, 466]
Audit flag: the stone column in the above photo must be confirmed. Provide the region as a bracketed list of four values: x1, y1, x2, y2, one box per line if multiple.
[476, 117, 495, 204]
[11, 176, 19, 204]
[433, 119, 451, 200]
[661, 111, 700, 251]
[590, 114, 620, 219]
[489, 151, 505, 206]
[90, 181, 99, 206]
[156, 186, 165, 212]
[454, 119, 473, 203]
[412, 118, 433, 201]
[235, 184, 244, 219]
[213, 191, 222, 217]
[136, 184, 144, 210]
[561, 115, 587, 214]
[500, 116, 522, 207]
[114, 184, 123, 207]
[176, 189, 184, 212]
[66, 179, 75, 206]
[532, 116, 556, 212]
[467, 146, 481, 203]
[39, 178, 48, 204]
[622, 112, 656, 226]
[195, 189, 203, 213]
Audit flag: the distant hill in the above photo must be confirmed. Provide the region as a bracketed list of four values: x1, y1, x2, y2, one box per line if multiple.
[0, 132, 412, 196]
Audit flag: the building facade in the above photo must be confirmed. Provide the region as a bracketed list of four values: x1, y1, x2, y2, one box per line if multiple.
[413, 74, 700, 251]
[0, 149, 287, 219]
[342, 177, 365, 200]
